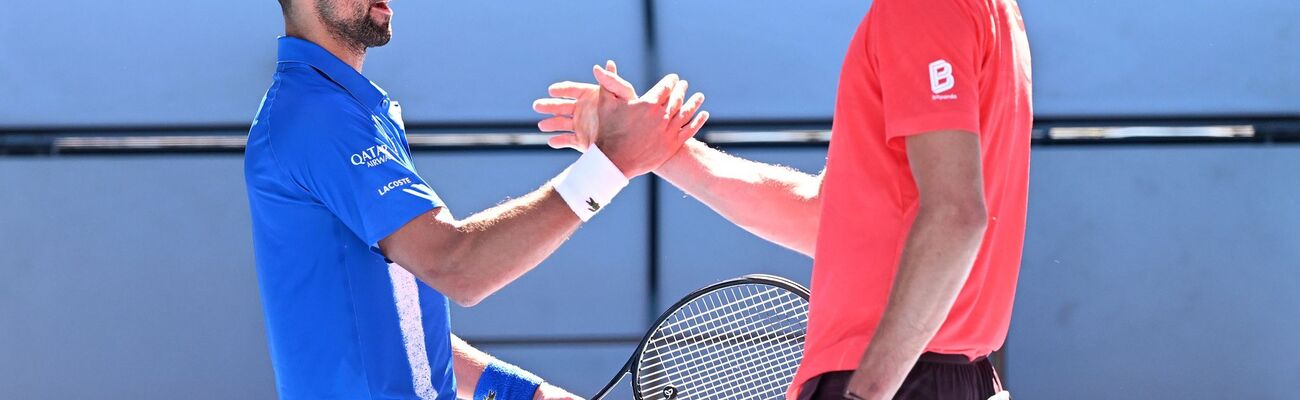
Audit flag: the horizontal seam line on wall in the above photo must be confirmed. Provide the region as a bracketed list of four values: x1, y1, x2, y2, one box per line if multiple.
[1, 117, 1298, 156]
[455, 335, 642, 347]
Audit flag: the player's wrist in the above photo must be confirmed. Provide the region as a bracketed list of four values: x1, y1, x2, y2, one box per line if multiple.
[592, 136, 636, 179]
[554, 144, 630, 222]
[473, 360, 543, 400]
[531, 383, 571, 400]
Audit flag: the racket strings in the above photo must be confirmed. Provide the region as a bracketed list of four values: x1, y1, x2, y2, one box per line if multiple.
[637, 316, 804, 393]
[642, 328, 804, 398]
[636, 298, 806, 385]
[641, 286, 806, 399]
[634, 284, 809, 400]
[638, 291, 806, 368]
[641, 293, 805, 397]
[646, 287, 788, 337]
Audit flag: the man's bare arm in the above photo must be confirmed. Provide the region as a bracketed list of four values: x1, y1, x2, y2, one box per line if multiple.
[654, 139, 824, 256]
[451, 334, 494, 397]
[845, 130, 988, 399]
[537, 64, 822, 257]
[451, 335, 581, 400]
[380, 187, 577, 307]
[381, 70, 704, 307]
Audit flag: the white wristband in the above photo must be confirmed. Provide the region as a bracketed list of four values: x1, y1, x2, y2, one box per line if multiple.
[554, 144, 630, 222]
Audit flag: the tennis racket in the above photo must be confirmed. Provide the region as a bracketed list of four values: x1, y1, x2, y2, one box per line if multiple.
[591, 274, 811, 400]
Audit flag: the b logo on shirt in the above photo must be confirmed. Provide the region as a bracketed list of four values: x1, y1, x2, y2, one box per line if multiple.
[929, 59, 957, 100]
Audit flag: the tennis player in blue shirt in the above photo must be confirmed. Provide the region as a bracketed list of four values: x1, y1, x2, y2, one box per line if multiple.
[244, 1, 708, 399]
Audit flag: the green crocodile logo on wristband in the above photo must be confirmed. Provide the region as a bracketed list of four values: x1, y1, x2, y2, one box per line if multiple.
[586, 197, 601, 212]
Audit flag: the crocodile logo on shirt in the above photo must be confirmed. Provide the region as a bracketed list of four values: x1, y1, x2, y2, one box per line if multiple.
[586, 197, 601, 212]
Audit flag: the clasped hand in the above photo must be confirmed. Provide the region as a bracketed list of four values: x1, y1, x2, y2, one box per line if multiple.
[534, 61, 709, 178]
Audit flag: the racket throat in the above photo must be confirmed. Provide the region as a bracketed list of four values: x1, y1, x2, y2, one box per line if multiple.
[590, 357, 635, 400]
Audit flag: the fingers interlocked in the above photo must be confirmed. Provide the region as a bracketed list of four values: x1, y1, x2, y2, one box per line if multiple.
[533, 60, 710, 154]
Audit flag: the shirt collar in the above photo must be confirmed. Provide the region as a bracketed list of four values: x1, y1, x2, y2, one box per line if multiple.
[277, 36, 388, 109]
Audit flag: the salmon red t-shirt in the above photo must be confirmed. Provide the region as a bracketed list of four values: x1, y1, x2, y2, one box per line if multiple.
[791, 0, 1033, 396]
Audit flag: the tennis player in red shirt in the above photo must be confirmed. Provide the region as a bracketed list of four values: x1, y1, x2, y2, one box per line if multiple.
[537, 0, 1031, 398]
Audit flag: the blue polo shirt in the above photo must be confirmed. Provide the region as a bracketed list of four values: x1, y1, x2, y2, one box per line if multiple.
[244, 37, 454, 400]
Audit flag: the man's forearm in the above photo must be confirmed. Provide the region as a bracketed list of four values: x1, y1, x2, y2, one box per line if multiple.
[452, 335, 579, 400]
[451, 334, 493, 398]
[848, 206, 987, 399]
[431, 185, 581, 306]
[655, 139, 823, 256]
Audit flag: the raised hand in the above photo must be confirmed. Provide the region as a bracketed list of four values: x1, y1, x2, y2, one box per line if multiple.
[534, 61, 709, 178]
[535, 60, 623, 148]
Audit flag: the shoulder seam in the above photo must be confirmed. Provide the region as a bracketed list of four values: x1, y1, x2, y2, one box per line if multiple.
[262, 73, 313, 195]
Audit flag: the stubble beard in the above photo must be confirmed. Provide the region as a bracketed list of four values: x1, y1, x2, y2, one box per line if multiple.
[317, 0, 392, 53]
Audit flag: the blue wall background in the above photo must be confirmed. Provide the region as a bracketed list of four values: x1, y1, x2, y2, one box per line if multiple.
[1, 0, 1298, 399]
[3, 146, 1299, 399]
[1, 0, 1297, 128]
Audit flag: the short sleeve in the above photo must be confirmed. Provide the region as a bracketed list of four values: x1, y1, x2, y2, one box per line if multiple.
[270, 109, 442, 251]
[870, 0, 984, 147]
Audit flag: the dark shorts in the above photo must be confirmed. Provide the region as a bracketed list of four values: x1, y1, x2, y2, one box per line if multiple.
[797, 352, 1002, 400]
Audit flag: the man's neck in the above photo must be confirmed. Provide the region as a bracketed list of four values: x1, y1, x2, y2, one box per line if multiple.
[285, 26, 367, 72]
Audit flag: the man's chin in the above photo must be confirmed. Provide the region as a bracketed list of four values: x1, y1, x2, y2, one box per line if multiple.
[365, 24, 393, 47]
[371, 21, 393, 46]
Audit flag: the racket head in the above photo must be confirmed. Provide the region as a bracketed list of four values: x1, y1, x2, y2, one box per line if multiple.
[629, 274, 811, 400]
